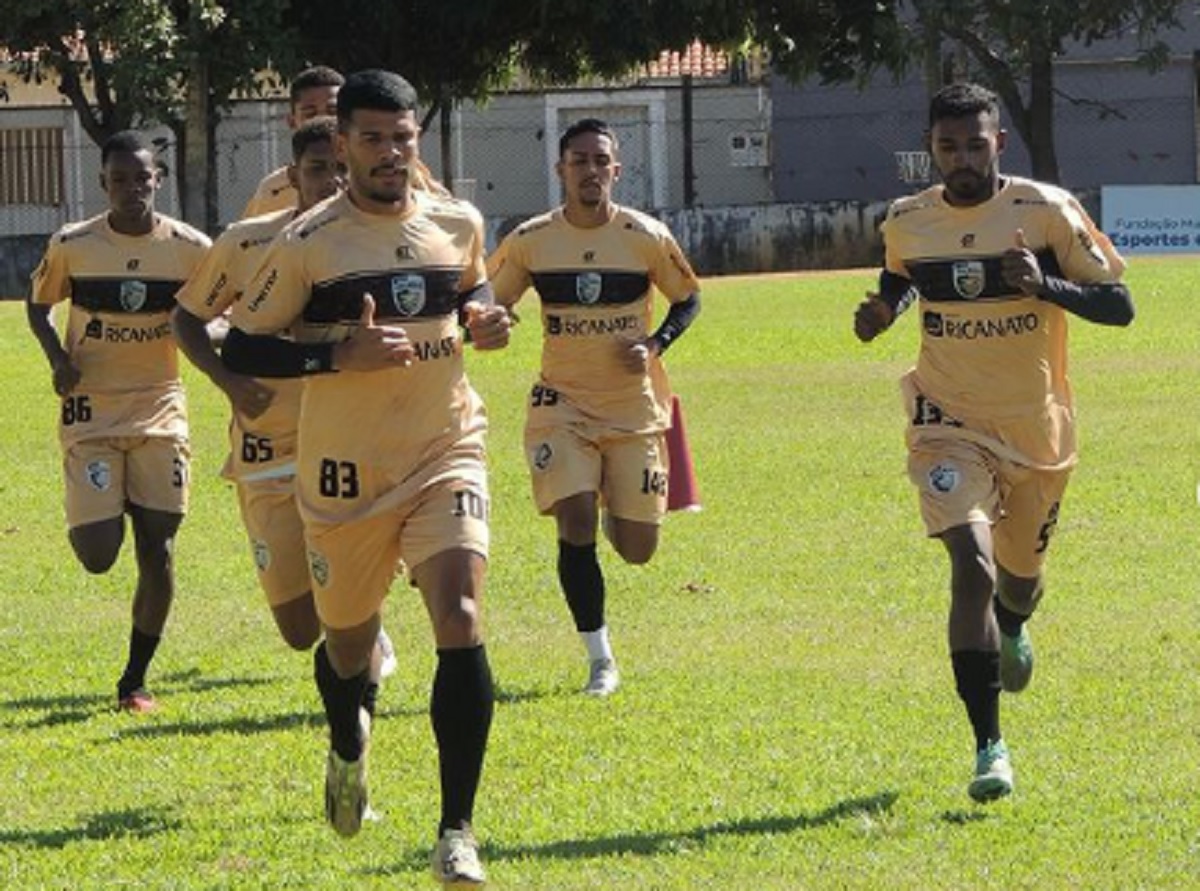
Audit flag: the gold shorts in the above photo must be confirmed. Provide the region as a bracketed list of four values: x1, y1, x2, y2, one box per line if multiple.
[907, 432, 1071, 578]
[300, 444, 489, 631]
[64, 436, 189, 528]
[236, 476, 310, 608]
[524, 422, 667, 524]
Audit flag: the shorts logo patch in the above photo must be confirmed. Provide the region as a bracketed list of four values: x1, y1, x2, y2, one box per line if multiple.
[85, 460, 111, 491]
[928, 462, 960, 494]
[532, 442, 553, 471]
[120, 280, 148, 312]
[951, 261, 985, 299]
[308, 549, 330, 588]
[252, 540, 271, 572]
[575, 272, 602, 305]
[390, 273, 426, 316]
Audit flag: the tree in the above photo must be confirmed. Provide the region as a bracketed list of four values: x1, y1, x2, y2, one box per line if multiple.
[2, 0, 295, 229]
[907, 1, 1187, 183]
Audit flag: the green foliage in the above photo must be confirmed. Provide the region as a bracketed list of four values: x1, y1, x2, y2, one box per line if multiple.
[2, 257, 1198, 887]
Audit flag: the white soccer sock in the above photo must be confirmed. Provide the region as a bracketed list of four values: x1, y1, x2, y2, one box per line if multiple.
[581, 626, 614, 662]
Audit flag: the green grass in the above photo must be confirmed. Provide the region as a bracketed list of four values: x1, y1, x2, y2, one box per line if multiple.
[2, 257, 1198, 889]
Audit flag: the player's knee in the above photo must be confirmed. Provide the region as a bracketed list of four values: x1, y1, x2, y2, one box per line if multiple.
[68, 525, 123, 574]
[615, 538, 657, 565]
[433, 598, 483, 648]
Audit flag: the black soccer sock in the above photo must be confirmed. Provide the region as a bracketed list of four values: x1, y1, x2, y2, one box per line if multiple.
[361, 680, 380, 720]
[117, 627, 161, 697]
[951, 649, 1002, 751]
[431, 645, 494, 834]
[313, 641, 369, 762]
[557, 540, 606, 633]
[993, 595, 1029, 638]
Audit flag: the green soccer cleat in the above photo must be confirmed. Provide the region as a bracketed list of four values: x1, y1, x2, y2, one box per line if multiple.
[431, 826, 487, 887]
[968, 739, 1014, 803]
[324, 709, 372, 837]
[999, 625, 1034, 693]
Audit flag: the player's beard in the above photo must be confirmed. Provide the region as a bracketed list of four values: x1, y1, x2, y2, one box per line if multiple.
[943, 168, 993, 205]
[365, 163, 410, 203]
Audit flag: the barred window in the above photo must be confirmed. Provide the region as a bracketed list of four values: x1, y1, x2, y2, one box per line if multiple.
[0, 127, 65, 206]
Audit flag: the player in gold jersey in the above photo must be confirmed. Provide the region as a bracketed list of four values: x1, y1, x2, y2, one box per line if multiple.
[489, 118, 701, 697]
[241, 66, 343, 219]
[222, 70, 510, 885]
[26, 130, 211, 713]
[854, 83, 1134, 802]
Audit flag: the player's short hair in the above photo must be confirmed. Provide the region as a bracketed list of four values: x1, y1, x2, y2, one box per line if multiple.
[336, 70, 420, 127]
[291, 116, 338, 161]
[559, 118, 619, 157]
[101, 130, 153, 166]
[290, 65, 344, 106]
[929, 82, 1001, 128]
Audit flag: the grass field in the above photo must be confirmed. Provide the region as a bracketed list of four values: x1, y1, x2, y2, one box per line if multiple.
[1, 259, 1198, 889]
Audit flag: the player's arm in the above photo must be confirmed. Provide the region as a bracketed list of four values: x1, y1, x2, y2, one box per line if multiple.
[172, 305, 275, 418]
[461, 216, 512, 351]
[854, 270, 917, 343]
[25, 300, 80, 397]
[649, 292, 700, 355]
[1003, 229, 1134, 327]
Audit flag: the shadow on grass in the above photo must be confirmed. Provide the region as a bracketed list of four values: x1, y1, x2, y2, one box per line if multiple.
[941, 809, 992, 825]
[0, 672, 281, 730]
[0, 806, 181, 850]
[102, 709, 327, 741]
[371, 791, 899, 876]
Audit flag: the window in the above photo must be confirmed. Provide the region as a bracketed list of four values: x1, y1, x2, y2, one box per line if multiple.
[0, 127, 65, 206]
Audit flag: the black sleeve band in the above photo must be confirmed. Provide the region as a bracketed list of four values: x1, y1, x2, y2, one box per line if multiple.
[650, 293, 700, 354]
[1035, 277, 1135, 326]
[878, 270, 918, 315]
[221, 327, 336, 378]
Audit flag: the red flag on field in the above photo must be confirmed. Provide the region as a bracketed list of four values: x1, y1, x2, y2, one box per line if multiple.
[666, 393, 701, 512]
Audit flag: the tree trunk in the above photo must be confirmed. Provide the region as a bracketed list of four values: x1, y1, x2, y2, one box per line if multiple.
[182, 53, 210, 230]
[1026, 44, 1060, 184]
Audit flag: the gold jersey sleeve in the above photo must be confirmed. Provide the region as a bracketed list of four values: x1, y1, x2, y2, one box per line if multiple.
[31, 213, 211, 444]
[238, 192, 488, 478]
[488, 206, 700, 432]
[242, 166, 297, 219]
[881, 177, 1125, 423]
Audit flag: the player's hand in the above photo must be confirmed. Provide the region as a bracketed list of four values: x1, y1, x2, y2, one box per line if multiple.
[464, 302, 512, 351]
[1002, 229, 1044, 295]
[219, 372, 275, 420]
[616, 336, 660, 373]
[333, 293, 415, 371]
[51, 356, 82, 397]
[853, 294, 894, 342]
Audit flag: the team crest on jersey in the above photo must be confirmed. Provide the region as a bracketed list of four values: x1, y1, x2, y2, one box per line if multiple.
[308, 549, 330, 588]
[951, 261, 985, 300]
[252, 540, 271, 572]
[86, 460, 112, 492]
[928, 463, 960, 494]
[532, 442, 553, 471]
[120, 280, 148, 311]
[576, 272, 603, 305]
[85, 318, 104, 339]
[390, 273, 426, 316]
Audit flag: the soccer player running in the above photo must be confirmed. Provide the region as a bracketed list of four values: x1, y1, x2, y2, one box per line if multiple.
[222, 70, 510, 886]
[854, 82, 1134, 801]
[488, 118, 701, 696]
[241, 65, 343, 219]
[173, 117, 398, 683]
[26, 131, 211, 713]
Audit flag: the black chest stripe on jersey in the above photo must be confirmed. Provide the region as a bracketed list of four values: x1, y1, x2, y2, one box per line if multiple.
[304, 267, 464, 323]
[906, 249, 1062, 303]
[70, 277, 182, 314]
[532, 270, 649, 306]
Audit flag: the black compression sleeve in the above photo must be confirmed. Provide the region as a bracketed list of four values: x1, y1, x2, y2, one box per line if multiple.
[878, 270, 918, 315]
[221, 326, 336, 378]
[650, 293, 700, 354]
[1035, 277, 1135, 326]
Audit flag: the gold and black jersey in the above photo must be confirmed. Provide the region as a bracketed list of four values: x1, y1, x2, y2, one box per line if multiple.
[882, 176, 1124, 421]
[235, 190, 488, 479]
[31, 212, 211, 443]
[176, 207, 302, 481]
[488, 205, 700, 432]
[243, 166, 296, 219]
